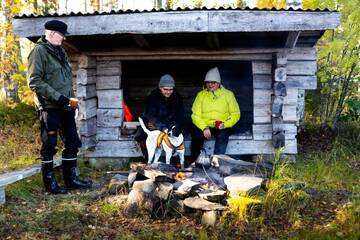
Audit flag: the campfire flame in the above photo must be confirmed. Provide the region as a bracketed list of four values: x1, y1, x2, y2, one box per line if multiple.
[174, 172, 186, 181]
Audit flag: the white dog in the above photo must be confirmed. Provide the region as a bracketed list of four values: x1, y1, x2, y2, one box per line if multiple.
[138, 117, 185, 169]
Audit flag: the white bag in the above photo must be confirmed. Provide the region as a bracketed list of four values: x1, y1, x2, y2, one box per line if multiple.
[195, 149, 211, 169]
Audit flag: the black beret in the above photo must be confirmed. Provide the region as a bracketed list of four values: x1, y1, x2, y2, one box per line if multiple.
[44, 20, 69, 35]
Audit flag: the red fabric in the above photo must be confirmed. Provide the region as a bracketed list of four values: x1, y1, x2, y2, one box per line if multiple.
[123, 101, 133, 122]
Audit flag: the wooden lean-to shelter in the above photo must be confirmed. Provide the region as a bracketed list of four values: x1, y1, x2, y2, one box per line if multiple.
[13, 7, 340, 163]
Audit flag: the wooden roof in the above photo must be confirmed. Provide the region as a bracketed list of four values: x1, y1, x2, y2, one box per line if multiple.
[13, 8, 340, 52]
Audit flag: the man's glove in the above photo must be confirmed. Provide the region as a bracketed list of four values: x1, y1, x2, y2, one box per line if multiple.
[57, 95, 70, 107]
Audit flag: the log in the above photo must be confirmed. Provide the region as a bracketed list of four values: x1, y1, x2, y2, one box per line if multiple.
[97, 109, 123, 127]
[252, 61, 316, 75]
[271, 96, 284, 117]
[76, 84, 96, 99]
[78, 54, 96, 69]
[77, 98, 97, 120]
[274, 82, 287, 97]
[76, 69, 96, 85]
[254, 89, 297, 105]
[96, 127, 120, 140]
[81, 135, 96, 150]
[274, 67, 287, 82]
[273, 131, 285, 148]
[77, 117, 97, 137]
[96, 76, 121, 90]
[253, 75, 317, 90]
[96, 66, 121, 76]
[97, 90, 123, 109]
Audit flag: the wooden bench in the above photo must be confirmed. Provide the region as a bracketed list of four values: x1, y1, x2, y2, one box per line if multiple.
[0, 160, 61, 205]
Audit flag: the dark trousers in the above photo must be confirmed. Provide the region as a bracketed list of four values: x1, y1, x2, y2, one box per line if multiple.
[191, 125, 231, 162]
[40, 109, 81, 162]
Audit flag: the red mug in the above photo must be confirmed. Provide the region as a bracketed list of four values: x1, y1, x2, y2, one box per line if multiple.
[215, 120, 223, 129]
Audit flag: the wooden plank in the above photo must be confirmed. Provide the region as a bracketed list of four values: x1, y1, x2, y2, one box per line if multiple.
[76, 84, 96, 99]
[14, 11, 340, 37]
[96, 76, 121, 90]
[87, 138, 297, 157]
[77, 117, 97, 137]
[97, 90, 123, 109]
[76, 69, 96, 85]
[253, 74, 317, 90]
[275, 51, 288, 66]
[97, 109, 123, 127]
[77, 98, 97, 120]
[96, 127, 120, 140]
[96, 66, 122, 76]
[286, 75, 317, 89]
[288, 48, 316, 61]
[283, 105, 297, 122]
[95, 53, 273, 61]
[97, 60, 122, 69]
[253, 74, 272, 89]
[253, 61, 317, 75]
[287, 61, 317, 75]
[253, 123, 297, 133]
[254, 89, 298, 105]
[81, 135, 96, 150]
[284, 31, 301, 49]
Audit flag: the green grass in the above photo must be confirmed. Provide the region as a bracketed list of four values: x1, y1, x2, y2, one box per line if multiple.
[1, 101, 359, 239]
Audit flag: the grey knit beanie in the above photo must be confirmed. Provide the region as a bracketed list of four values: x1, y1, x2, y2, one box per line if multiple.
[204, 67, 221, 84]
[159, 74, 175, 88]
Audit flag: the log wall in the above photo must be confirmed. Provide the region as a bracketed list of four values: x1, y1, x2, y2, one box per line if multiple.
[74, 47, 316, 157]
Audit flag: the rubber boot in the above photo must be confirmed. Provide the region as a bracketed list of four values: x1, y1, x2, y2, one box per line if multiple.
[62, 158, 92, 190]
[41, 161, 68, 194]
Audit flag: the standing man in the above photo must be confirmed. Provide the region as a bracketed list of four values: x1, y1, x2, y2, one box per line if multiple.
[135, 74, 184, 159]
[191, 67, 240, 162]
[27, 20, 92, 194]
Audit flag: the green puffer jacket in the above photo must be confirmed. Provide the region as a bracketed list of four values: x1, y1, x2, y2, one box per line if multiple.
[27, 37, 74, 110]
[191, 86, 240, 131]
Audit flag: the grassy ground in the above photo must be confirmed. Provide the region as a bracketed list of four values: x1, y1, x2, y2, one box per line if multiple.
[0, 102, 359, 239]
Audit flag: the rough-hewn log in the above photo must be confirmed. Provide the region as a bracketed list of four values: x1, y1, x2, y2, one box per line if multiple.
[254, 75, 317, 90]
[96, 127, 120, 140]
[77, 98, 97, 120]
[271, 96, 284, 117]
[78, 117, 97, 137]
[284, 31, 301, 48]
[81, 135, 96, 150]
[96, 66, 122, 76]
[97, 109, 123, 127]
[97, 90, 123, 109]
[254, 89, 297, 105]
[272, 117, 284, 132]
[272, 131, 285, 148]
[274, 67, 287, 82]
[76, 83, 96, 99]
[78, 54, 96, 69]
[13, 11, 340, 37]
[274, 82, 287, 97]
[96, 76, 121, 90]
[76, 69, 96, 85]
[252, 61, 316, 75]
[97, 60, 122, 69]
[87, 138, 298, 157]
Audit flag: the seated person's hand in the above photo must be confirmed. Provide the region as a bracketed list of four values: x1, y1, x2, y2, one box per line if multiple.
[203, 128, 212, 139]
[215, 120, 224, 130]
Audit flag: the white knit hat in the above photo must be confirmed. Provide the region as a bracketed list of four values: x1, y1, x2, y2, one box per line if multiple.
[204, 67, 221, 83]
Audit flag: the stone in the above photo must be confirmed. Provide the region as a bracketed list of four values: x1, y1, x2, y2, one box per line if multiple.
[224, 174, 264, 196]
[198, 189, 227, 202]
[173, 179, 201, 193]
[169, 198, 196, 214]
[201, 211, 218, 227]
[132, 179, 156, 194]
[151, 162, 178, 172]
[184, 197, 227, 211]
[108, 174, 128, 195]
[156, 182, 173, 200]
[124, 189, 159, 216]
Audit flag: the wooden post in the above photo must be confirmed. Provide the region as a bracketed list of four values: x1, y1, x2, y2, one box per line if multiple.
[76, 54, 97, 151]
[96, 60, 123, 143]
[272, 51, 288, 148]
